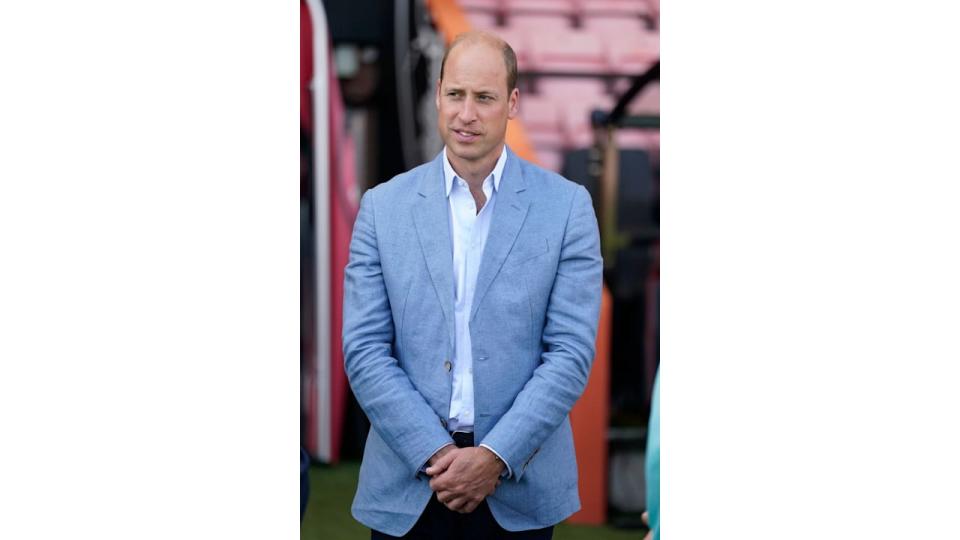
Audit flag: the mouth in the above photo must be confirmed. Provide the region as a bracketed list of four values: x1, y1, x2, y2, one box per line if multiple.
[452, 128, 480, 143]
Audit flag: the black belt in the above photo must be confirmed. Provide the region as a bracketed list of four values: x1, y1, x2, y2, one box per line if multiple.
[450, 431, 474, 448]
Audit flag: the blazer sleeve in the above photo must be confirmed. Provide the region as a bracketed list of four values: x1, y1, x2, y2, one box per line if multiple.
[342, 188, 453, 477]
[479, 185, 603, 481]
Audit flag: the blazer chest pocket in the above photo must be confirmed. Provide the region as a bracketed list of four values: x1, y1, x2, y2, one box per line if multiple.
[504, 238, 549, 271]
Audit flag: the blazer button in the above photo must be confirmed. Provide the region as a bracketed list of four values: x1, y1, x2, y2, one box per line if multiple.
[443, 360, 452, 372]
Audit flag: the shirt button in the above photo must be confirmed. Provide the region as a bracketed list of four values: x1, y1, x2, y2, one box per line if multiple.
[444, 360, 452, 372]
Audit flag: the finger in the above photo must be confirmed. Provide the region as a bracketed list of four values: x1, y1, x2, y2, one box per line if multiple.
[444, 496, 467, 512]
[435, 489, 458, 505]
[437, 490, 460, 506]
[425, 449, 458, 476]
[429, 470, 459, 492]
[460, 499, 481, 514]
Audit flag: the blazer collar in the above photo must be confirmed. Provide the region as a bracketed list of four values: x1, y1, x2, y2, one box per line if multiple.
[441, 146, 508, 197]
[418, 146, 525, 197]
[413, 146, 531, 329]
[469, 147, 530, 321]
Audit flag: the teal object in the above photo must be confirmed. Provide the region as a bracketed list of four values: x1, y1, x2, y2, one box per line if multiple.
[646, 371, 660, 540]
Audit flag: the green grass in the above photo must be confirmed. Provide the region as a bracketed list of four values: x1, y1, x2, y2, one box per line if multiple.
[301, 462, 642, 540]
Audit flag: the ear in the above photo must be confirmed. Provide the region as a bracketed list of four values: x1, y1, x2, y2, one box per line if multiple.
[435, 78, 442, 110]
[507, 88, 519, 120]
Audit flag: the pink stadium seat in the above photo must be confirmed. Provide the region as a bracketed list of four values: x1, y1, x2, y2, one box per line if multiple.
[648, 130, 660, 148]
[503, 0, 576, 15]
[519, 96, 562, 131]
[518, 96, 566, 148]
[533, 147, 564, 171]
[465, 10, 500, 29]
[648, 131, 660, 156]
[526, 131, 566, 150]
[562, 99, 614, 147]
[490, 28, 532, 68]
[562, 103, 608, 133]
[535, 78, 611, 147]
[609, 77, 633, 97]
[627, 81, 659, 115]
[529, 32, 608, 73]
[582, 14, 648, 34]
[565, 127, 598, 149]
[646, 0, 660, 21]
[614, 130, 656, 151]
[574, 0, 650, 17]
[607, 30, 659, 74]
[528, 79, 609, 147]
[537, 78, 610, 102]
[506, 13, 573, 32]
[458, 0, 501, 10]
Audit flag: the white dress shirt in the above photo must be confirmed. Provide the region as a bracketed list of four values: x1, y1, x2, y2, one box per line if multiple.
[435, 146, 512, 475]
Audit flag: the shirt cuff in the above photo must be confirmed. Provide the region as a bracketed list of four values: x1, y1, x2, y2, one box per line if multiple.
[479, 443, 513, 478]
[420, 442, 455, 474]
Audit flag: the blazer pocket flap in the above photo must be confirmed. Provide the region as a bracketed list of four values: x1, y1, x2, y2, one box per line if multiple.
[506, 238, 549, 268]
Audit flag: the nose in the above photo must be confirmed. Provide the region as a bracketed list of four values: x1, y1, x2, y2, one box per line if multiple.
[457, 99, 477, 124]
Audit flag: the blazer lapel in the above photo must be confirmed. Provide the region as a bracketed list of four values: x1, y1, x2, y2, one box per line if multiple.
[412, 154, 456, 349]
[471, 149, 529, 322]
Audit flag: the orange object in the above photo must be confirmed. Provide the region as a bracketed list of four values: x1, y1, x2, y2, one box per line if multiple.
[426, 0, 472, 41]
[568, 285, 612, 524]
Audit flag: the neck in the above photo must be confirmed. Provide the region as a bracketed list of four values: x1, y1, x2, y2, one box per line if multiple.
[448, 145, 503, 188]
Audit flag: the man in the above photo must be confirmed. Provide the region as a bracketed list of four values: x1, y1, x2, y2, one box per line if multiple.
[343, 31, 602, 539]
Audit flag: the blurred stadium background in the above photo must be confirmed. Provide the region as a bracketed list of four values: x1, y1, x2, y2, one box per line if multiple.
[302, 0, 659, 537]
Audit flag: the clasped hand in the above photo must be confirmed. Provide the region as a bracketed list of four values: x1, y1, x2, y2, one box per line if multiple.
[424, 446, 504, 514]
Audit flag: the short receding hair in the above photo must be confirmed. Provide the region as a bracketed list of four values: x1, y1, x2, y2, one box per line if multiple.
[439, 32, 518, 94]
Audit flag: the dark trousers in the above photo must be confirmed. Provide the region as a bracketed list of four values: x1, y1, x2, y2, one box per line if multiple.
[371, 433, 554, 540]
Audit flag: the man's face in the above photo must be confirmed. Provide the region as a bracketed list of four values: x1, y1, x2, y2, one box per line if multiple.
[436, 41, 519, 167]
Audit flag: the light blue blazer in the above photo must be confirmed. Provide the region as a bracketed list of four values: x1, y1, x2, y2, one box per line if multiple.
[342, 148, 602, 535]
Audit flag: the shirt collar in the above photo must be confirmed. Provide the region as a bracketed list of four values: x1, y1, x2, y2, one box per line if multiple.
[442, 146, 508, 198]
